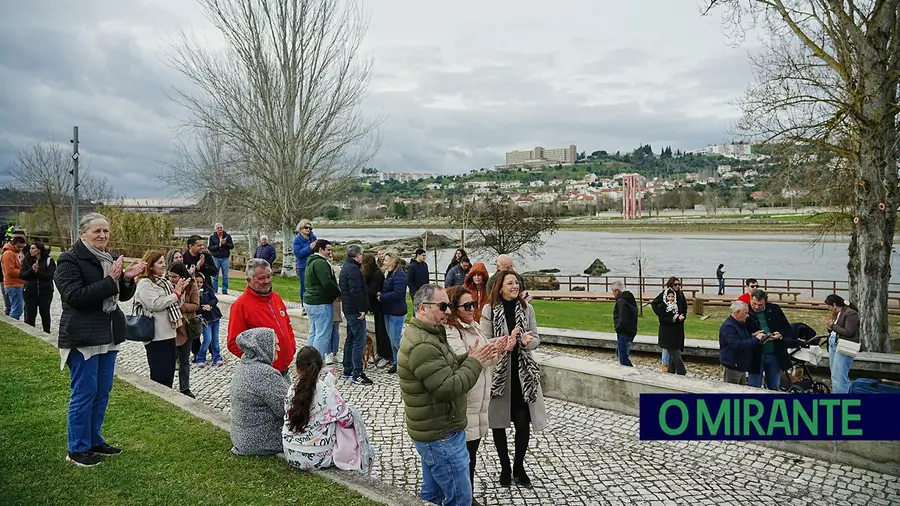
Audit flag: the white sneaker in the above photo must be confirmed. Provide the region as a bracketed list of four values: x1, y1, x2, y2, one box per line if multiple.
[376, 358, 390, 369]
[325, 353, 335, 365]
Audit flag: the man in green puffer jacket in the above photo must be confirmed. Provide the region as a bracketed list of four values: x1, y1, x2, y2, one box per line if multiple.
[399, 284, 499, 506]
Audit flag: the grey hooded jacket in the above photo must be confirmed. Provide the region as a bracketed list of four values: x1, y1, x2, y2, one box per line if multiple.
[230, 327, 291, 456]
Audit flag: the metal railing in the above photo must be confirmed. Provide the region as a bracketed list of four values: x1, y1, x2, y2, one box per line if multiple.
[35, 233, 896, 300]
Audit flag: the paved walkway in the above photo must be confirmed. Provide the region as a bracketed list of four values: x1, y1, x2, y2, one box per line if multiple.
[39, 296, 900, 506]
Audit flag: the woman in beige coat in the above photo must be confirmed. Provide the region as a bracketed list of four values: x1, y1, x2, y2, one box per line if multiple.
[479, 270, 546, 489]
[135, 250, 188, 390]
[444, 286, 495, 504]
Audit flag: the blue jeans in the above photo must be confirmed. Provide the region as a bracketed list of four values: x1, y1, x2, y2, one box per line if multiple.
[749, 352, 782, 390]
[661, 348, 670, 366]
[297, 267, 307, 304]
[616, 334, 633, 366]
[66, 349, 117, 453]
[196, 319, 222, 364]
[718, 278, 725, 295]
[342, 314, 366, 378]
[385, 315, 405, 364]
[211, 257, 230, 293]
[5, 286, 23, 320]
[2, 284, 8, 316]
[829, 332, 854, 394]
[329, 319, 341, 355]
[306, 304, 334, 359]
[413, 430, 472, 506]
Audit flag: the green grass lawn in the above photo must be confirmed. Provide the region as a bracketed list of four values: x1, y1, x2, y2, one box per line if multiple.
[0, 324, 378, 506]
[530, 300, 727, 340]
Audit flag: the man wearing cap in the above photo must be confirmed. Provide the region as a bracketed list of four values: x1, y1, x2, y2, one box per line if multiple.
[407, 248, 429, 303]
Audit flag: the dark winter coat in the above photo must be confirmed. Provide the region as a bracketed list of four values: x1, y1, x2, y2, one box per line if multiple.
[253, 243, 277, 265]
[198, 285, 223, 323]
[719, 315, 761, 372]
[651, 289, 687, 351]
[366, 268, 385, 314]
[20, 256, 56, 300]
[208, 232, 235, 259]
[183, 250, 219, 279]
[381, 268, 408, 316]
[444, 265, 469, 288]
[407, 259, 429, 297]
[54, 240, 137, 349]
[746, 302, 793, 372]
[613, 290, 638, 338]
[339, 258, 368, 316]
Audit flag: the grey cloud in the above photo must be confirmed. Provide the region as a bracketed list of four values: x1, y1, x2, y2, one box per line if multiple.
[1, 0, 750, 197]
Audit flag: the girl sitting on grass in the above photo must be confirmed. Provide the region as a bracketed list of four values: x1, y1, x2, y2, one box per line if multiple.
[282, 346, 375, 472]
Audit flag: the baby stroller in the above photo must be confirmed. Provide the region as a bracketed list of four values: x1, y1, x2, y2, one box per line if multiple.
[780, 323, 831, 394]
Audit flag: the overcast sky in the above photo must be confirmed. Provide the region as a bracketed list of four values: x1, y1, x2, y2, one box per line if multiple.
[0, 0, 757, 198]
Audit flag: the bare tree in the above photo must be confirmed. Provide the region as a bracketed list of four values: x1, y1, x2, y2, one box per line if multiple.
[6, 141, 114, 239]
[166, 0, 381, 275]
[464, 198, 559, 259]
[704, 0, 899, 352]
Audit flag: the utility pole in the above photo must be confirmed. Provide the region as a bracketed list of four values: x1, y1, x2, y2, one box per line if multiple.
[70, 126, 80, 244]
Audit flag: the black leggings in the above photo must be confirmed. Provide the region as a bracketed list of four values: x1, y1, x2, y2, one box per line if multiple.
[492, 407, 531, 472]
[24, 294, 52, 333]
[466, 438, 480, 488]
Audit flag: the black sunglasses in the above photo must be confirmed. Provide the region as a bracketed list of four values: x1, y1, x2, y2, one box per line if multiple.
[302, 226, 312, 230]
[421, 302, 452, 312]
[454, 301, 477, 311]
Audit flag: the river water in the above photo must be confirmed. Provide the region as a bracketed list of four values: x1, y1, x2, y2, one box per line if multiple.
[179, 227, 900, 282]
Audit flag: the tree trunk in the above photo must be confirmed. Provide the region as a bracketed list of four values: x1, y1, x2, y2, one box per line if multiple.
[280, 222, 297, 277]
[848, 85, 898, 353]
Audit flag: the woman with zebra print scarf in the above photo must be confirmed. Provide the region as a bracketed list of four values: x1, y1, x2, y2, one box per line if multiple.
[479, 270, 547, 489]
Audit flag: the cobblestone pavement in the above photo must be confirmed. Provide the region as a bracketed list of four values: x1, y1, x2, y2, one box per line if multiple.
[40, 296, 900, 506]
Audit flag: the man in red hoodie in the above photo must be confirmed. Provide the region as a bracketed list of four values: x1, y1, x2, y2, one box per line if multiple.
[227, 258, 296, 376]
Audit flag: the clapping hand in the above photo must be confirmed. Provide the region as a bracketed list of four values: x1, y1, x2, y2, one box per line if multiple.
[123, 260, 146, 281]
[470, 341, 500, 365]
[521, 331, 534, 347]
[502, 333, 517, 352]
[175, 278, 189, 294]
[109, 257, 124, 280]
[32, 262, 39, 272]
[197, 254, 205, 269]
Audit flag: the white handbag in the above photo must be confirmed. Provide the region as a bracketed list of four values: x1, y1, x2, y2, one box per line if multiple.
[836, 337, 861, 358]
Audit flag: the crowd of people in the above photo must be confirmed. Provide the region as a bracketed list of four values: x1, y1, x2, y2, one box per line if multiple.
[19, 213, 862, 503]
[611, 274, 861, 394]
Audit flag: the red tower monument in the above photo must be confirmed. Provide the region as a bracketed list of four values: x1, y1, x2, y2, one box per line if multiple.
[621, 173, 641, 220]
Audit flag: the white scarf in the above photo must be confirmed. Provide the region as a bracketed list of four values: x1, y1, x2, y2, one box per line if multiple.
[82, 241, 118, 314]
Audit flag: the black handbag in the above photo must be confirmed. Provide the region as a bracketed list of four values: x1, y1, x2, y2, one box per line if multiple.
[125, 302, 155, 342]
